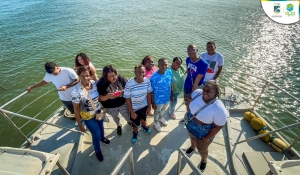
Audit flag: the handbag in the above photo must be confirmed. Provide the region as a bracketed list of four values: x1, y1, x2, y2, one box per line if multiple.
[184, 91, 216, 124]
[80, 82, 108, 121]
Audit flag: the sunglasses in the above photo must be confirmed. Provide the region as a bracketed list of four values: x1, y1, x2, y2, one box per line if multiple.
[187, 49, 197, 53]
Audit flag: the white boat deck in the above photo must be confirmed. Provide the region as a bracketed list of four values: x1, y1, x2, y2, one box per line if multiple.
[27, 98, 232, 175]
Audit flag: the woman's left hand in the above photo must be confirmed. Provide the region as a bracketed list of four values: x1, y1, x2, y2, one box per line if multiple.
[200, 136, 210, 144]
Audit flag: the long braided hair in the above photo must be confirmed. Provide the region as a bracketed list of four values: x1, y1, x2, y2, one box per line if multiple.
[205, 80, 221, 99]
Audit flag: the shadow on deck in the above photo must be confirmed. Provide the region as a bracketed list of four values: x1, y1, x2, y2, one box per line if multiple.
[28, 98, 231, 175]
[71, 98, 231, 175]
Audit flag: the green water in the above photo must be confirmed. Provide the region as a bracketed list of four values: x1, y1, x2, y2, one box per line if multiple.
[0, 0, 299, 149]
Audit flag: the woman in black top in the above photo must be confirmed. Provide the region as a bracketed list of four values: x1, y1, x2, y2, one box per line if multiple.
[97, 65, 130, 135]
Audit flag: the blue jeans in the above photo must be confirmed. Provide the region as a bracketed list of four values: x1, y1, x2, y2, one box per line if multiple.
[185, 112, 214, 140]
[154, 102, 169, 122]
[169, 93, 180, 115]
[84, 117, 104, 153]
[61, 100, 74, 114]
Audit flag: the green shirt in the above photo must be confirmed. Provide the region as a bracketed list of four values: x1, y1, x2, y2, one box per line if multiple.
[169, 66, 186, 94]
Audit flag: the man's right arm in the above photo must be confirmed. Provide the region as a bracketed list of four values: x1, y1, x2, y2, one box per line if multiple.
[191, 74, 204, 93]
[26, 80, 48, 92]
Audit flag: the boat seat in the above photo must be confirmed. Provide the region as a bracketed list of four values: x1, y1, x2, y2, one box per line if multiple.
[0, 147, 69, 175]
[267, 160, 300, 175]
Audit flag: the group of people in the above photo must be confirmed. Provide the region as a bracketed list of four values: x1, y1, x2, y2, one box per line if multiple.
[26, 41, 228, 172]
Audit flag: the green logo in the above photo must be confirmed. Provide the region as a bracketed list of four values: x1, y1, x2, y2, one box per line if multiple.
[285, 4, 295, 17]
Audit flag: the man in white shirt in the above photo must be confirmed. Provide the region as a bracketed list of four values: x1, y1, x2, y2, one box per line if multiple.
[200, 41, 224, 83]
[27, 62, 79, 114]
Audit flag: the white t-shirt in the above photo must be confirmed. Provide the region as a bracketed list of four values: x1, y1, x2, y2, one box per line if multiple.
[189, 89, 227, 126]
[43, 67, 78, 101]
[200, 51, 224, 82]
[123, 77, 153, 111]
[71, 81, 100, 120]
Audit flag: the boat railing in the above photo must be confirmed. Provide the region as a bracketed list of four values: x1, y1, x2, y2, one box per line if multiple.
[177, 148, 203, 175]
[0, 89, 82, 146]
[234, 121, 300, 146]
[220, 71, 300, 153]
[110, 147, 135, 175]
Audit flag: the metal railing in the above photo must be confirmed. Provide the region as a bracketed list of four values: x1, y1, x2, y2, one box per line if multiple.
[110, 147, 135, 175]
[177, 148, 203, 175]
[0, 90, 82, 145]
[221, 71, 300, 152]
[234, 121, 300, 146]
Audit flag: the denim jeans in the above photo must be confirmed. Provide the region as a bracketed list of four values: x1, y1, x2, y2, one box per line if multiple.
[169, 93, 180, 115]
[84, 117, 104, 153]
[185, 112, 214, 140]
[154, 102, 169, 122]
[61, 100, 74, 114]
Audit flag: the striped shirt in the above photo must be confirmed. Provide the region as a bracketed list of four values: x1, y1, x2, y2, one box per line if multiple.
[123, 77, 153, 111]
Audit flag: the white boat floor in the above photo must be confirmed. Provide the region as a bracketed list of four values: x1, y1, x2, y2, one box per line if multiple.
[72, 98, 231, 175]
[28, 107, 80, 175]
[227, 109, 282, 175]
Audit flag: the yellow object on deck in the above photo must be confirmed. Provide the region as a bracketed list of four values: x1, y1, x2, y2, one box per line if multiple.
[258, 129, 271, 143]
[244, 111, 256, 122]
[250, 118, 266, 131]
[270, 138, 288, 153]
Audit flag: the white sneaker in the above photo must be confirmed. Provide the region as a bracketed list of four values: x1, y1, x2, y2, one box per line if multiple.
[154, 121, 162, 132]
[159, 117, 168, 126]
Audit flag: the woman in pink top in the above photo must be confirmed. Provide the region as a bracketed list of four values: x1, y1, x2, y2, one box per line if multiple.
[141, 55, 157, 79]
[141, 55, 157, 116]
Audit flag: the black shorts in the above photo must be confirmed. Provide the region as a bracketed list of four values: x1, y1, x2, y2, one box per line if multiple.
[130, 106, 148, 127]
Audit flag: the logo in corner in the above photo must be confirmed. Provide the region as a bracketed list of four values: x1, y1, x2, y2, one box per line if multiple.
[261, 0, 299, 24]
[274, 3, 281, 14]
[285, 4, 295, 17]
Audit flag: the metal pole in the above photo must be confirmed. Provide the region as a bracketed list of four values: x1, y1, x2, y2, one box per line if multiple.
[252, 82, 268, 110]
[177, 149, 182, 175]
[110, 147, 134, 175]
[0, 109, 81, 134]
[0, 111, 32, 144]
[0, 91, 28, 109]
[56, 161, 70, 175]
[177, 148, 203, 175]
[175, 101, 185, 113]
[234, 121, 300, 145]
[285, 135, 300, 152]
[129, 149, 135, 175]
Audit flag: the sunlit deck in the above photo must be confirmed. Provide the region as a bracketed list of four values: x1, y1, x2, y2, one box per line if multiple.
[27, 98, 231, 175]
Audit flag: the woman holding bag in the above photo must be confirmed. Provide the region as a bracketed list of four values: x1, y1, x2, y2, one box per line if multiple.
[184, 80, 227, 172]
[71, 66, 110, 162]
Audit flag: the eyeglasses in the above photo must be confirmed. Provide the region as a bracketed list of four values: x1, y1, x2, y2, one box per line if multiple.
[187, 49, 196, 53]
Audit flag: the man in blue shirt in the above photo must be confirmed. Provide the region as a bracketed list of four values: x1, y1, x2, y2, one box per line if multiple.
[184, 44, 208, 95]
[180, 44, 209, 123]
[150, 58, 173, 132]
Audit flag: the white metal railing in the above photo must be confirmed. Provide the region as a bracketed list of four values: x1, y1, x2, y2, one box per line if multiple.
[234, 121, 300, 145]
[110, 147, 135, 175]
[0, 90, 82, 145]
[177, 148, 203, 175]
[221, 71, 300, 152]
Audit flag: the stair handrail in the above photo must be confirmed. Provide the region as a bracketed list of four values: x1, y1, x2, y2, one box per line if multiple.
[177, 148, 203, 175]
[110, 147, 135, 175]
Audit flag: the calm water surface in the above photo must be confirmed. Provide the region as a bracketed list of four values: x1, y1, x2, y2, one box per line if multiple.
[0, 0, 299, 150]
